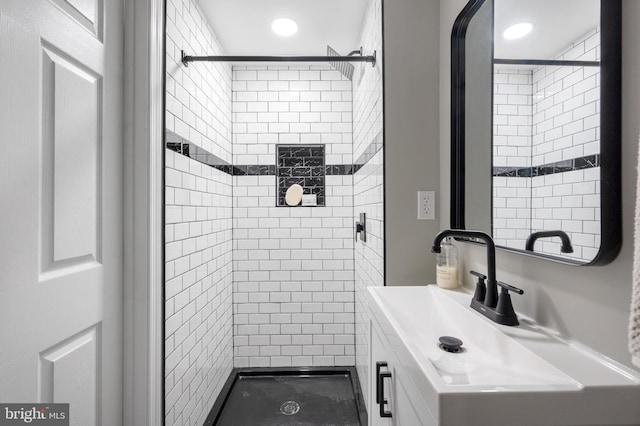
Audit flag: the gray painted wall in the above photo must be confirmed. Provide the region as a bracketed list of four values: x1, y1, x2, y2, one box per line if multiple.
[384, 0, 441, 285]
[440, 0, 640, 369]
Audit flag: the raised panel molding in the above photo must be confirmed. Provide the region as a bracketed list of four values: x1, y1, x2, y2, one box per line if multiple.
[40, 43, 102, 279]
[50, 0, 103, 40]
[39, 324, 101, 426]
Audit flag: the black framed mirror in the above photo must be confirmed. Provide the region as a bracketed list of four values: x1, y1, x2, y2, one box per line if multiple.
[451, 0, 621, 265]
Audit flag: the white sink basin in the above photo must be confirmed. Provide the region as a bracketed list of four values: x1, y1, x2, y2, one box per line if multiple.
[377, 284, 579, 390]
[368, 285, 640, 425]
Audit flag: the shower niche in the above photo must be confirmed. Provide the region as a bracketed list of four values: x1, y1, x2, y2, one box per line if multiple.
[277, 144, 326, 207]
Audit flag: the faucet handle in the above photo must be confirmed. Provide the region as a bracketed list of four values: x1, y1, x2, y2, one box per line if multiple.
[470, 270, 487, 283]
[469, 270, 487, 303]
[495, 281, 523, 326]
[497, 281, 524, 295]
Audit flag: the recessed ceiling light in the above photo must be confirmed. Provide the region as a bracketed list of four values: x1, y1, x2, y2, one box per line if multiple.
[503, 22, 533, 40]
[271, 18, 298, 37]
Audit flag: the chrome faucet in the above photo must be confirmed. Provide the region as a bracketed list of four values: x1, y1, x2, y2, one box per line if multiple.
[432, 229, 523, 326]
[525, 230, 573, 253]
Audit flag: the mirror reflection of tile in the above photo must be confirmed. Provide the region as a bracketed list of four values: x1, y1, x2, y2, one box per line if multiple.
[492, 27, 601, 261]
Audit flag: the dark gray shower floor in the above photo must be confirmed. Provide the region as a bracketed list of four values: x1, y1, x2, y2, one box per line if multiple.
[215, 373, 362, 426]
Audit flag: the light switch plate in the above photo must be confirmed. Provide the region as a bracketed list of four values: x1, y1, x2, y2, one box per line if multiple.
[418, 191, 436, 220]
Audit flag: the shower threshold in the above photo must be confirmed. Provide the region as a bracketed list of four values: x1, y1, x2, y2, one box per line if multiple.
[203, 367, 367, 426]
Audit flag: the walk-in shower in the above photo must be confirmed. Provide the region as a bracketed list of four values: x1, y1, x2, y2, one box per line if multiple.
[163, 0, 384, 423]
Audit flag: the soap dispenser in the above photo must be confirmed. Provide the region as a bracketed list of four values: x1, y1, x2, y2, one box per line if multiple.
[436, 237, 459, 289]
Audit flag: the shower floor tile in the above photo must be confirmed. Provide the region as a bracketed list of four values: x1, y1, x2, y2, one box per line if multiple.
[215, 374, 362, 426]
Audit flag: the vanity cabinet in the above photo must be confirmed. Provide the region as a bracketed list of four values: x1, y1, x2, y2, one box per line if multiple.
[370, 319, 436, 426]
[366, 285, 640, 426]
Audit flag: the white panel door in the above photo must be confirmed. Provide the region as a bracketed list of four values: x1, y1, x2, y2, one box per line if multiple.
[0, 0, 123, 424]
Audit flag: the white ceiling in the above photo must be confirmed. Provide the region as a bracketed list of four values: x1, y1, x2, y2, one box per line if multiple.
[197, 0, 369, 56]
[494, 0, 600, 60]
[195, 0, 599, 62]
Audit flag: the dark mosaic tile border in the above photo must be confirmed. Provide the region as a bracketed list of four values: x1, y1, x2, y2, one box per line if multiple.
[166, 129, 383, 177]
[326, 165, 354, 175]
[493, 154, 600, 178]
[231, 165, 276, 176]
[166, 130, 235, 174]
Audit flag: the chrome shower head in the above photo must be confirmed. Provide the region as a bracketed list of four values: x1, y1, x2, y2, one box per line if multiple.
[327, 45, 355, 80]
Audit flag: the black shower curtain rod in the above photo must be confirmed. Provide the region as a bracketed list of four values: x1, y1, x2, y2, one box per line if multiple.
[181, 50, 376, 67]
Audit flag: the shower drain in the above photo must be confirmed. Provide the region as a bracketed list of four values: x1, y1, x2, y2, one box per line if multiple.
[280, 400, 301, 416]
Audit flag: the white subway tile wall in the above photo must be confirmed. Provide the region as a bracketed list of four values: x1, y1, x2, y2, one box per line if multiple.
[231, 65, 354, 165]
[165, 2, 232, 163]
[493, 28, 601, 260]
[493, 69, 533, 169]
[493, 69, 533, 248]
[530, 168, 601, 259]
[353, 2, 384, 161]
[532, 28, 601, 165]
[231, 65, 356, 368]
[353, 0, 384, 405]
[493, 174, 532, 248]
[165, 0, 233, 424]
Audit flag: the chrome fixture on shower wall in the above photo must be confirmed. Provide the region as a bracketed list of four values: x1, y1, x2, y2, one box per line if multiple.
[355, 213, 366, 242]
[327, 45, 358, 80]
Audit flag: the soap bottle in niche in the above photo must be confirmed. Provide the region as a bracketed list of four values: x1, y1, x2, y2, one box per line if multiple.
[436, 237, 459, 289]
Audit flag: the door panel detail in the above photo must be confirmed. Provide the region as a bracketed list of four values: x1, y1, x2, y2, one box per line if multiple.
[40, 43, 102, 279]
[49, 0, 102, 40]
[39, 324, 100, 426]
